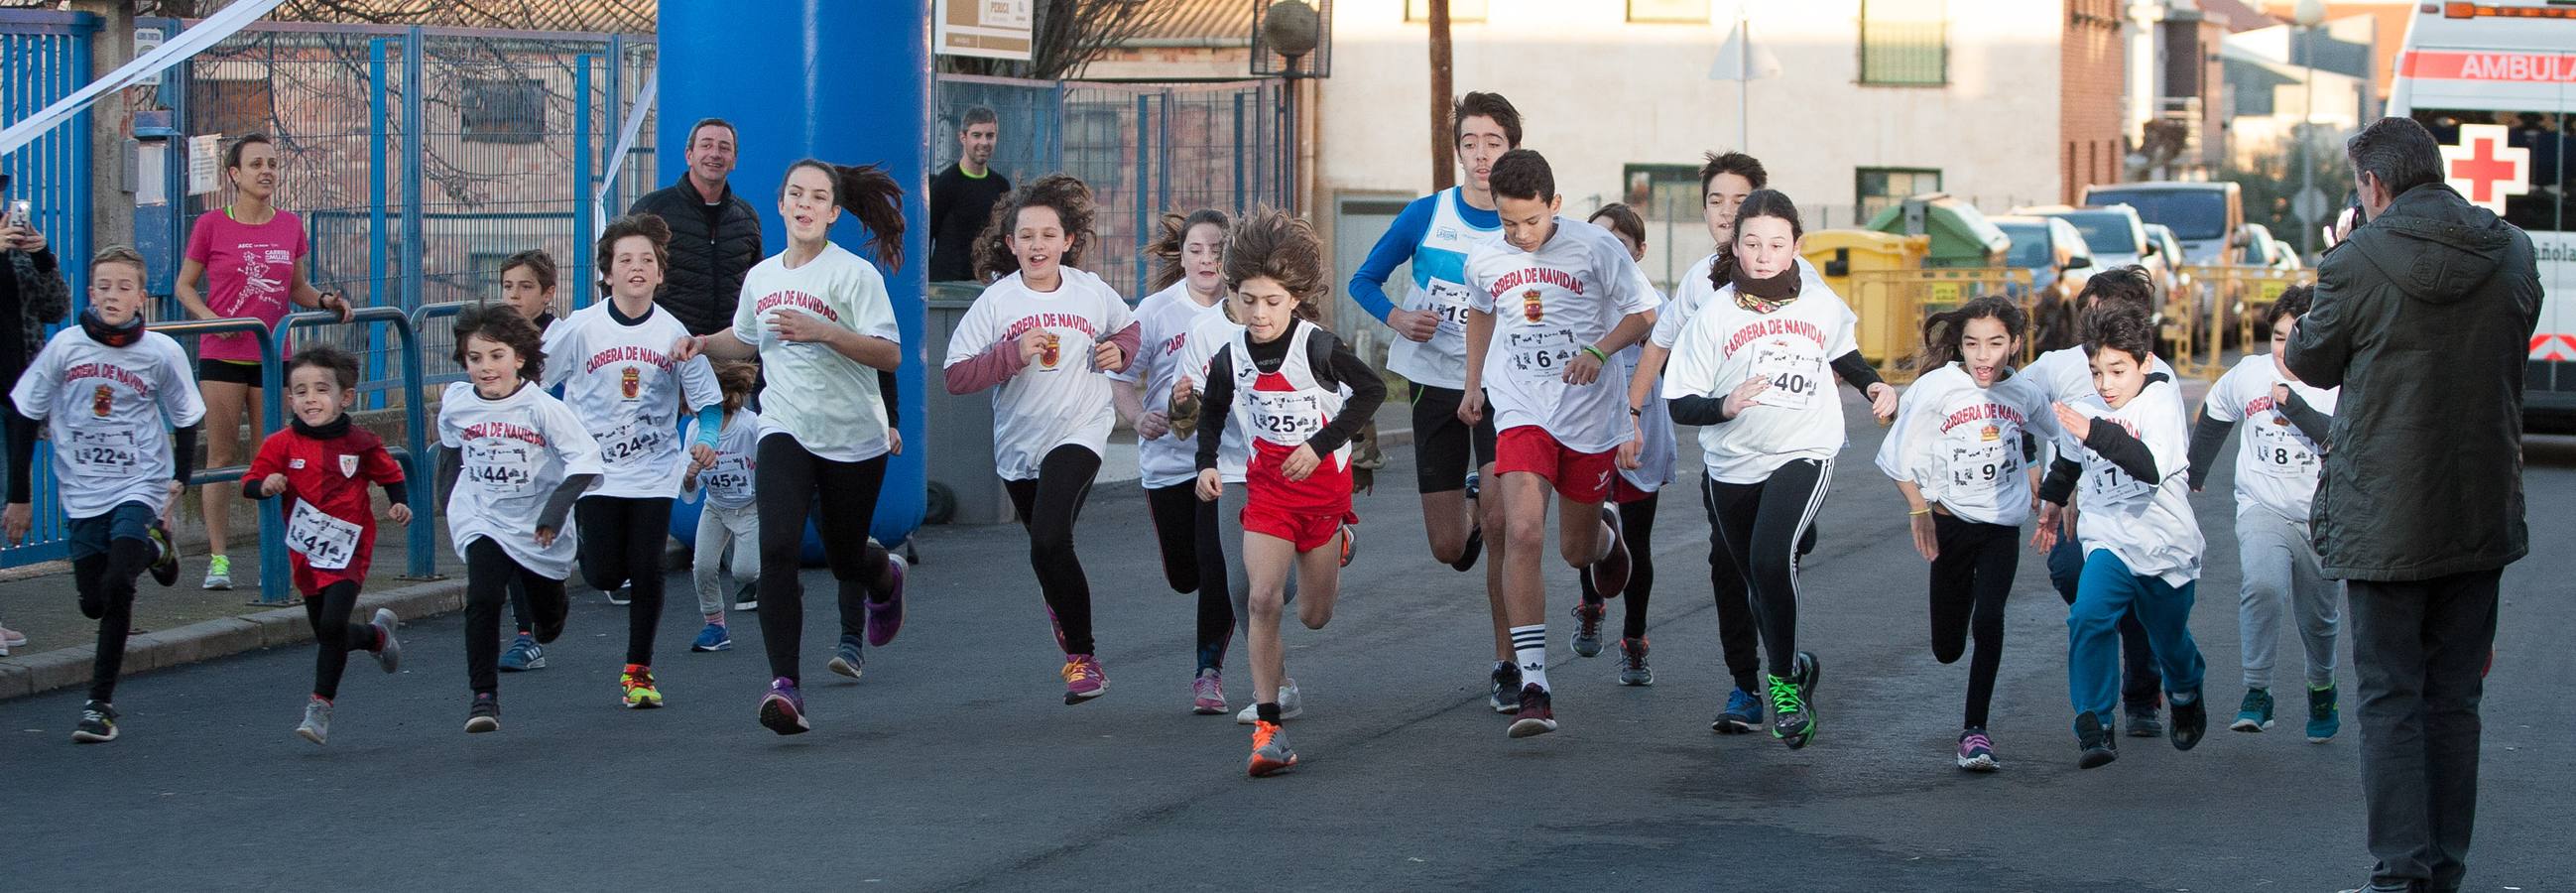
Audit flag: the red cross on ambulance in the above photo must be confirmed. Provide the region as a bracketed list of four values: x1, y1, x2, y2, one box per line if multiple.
[2438, 123, 2528, 215]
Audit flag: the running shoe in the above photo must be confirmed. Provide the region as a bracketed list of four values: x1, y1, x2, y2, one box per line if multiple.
[1192, 670, 1227, 715]
[732, 582, 759, 612]
[71, 701, 119, 743]
[0, 624, 27, 648]
[1508, 684, 1556, 738]
[2169, 690, 2208, 751]
[1770, 651, 1821, 749]
[297, 696, 332, 746]
[1570, 600, 1606, 658]
[1062, 654, 1108, 704]
[2232, 688, 2275, 732]
[2333, 882, 2415, 893]
[1713, 686, 1763, 733]
[1956, 727, 1998, 772]
[2075, 711, 2117, 769]
[760, 678, 808, 735]
[1248, 720, 1297, 777]
[1617, 637, 1653, 687]
[827, 635, 865, 680]
[1236, 679, 1302, 724]
[2306, 684, 2341, 743]
[621, 665, 664, 709]
[464, 694, 500, 734]
[1487, 661, 1522, 714]
[370, 608, 402, 674]
[2124, 702, 2164, 738]
[499, 635, 545, 672]
[1589, 505, 1631, 598]
[202, 554, 232, 590]
[147, 522, 180, 587]
[1337, 524, 1357, 569]
[691, 622, 733, 653]
[1450, 473, 1483, 573]
[605, 585, 631, 606]
[865, 555, 907, 647]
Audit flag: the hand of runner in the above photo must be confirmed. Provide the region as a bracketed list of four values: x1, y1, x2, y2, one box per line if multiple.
[1720, 375, 1770, 419]
[769, 310, 838, 345]
[671, 335, 704, 362]
[1387, 308, 1439, 342]
[534, 526, 558, 548]
[1136, 410, 1169, 441]
[1091, 339, 1125, 372]
[163, 481, 184, 518]
[1561, 349, 1603, 386]
[1456, 388, 1485, 426]
[1170, 374, 1195, 408]
[2052, 402, 2091, 442]
[1867, 382, 1900, 423]
[387, 503, 412, 526]
[1910, 510, 1939, 561]
[1617, 427, 1642, 470]
[1194, 468, 1222, 502]
[257, 472, 289, 498]
[2271, 382, 2294, 407]
[1017, 328, 1049, 364]
[2029, 503, 2062, 554]
[689, 444, 717, 470]
[1283, 444, 1320, 481]
[888, 429, 904, 455]
[2, 503, 27, 546]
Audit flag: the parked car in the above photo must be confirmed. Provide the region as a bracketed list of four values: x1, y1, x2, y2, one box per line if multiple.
[1990, 214, 2097, 351]
[2082, 181, 2246, 267]
[2012, 203, 2171, 306]
[2145, 222, 2202, 352]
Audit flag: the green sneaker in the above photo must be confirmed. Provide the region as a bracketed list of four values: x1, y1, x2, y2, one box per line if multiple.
[202, 554, 233, 590]
[2231, 688, 2274, 732]
[2305, 685, 2341, 743]
[1769, 651, 1819, 749]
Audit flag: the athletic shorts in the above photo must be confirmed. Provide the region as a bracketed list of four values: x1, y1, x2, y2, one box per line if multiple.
[1612, 476, 1658, 506]
[66, 501, 156, 561]
[198, 358, 263, 387]
[1240, 500, 1356, 555]
[1409, 383, 1498, 494]
[1495, 426, 1618, 504]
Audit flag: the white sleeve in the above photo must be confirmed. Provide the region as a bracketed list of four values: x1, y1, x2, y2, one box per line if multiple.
[941, 292, 1001, 369]
[1651, 282, 1698, 349]
[1609, 239, 1661, 317]
[154, 337, 208, 428]
[2202, 364, 2246, 423]
[539, 316, 577, 390]
[1876, 384, 1938, 484]
[849, 262, 901, 343]
[731, 265, 764, 339]
[1100, 284, 1137, 336]
[1465, 249, 1499, 315]
[2146, 391, 2193, 484]
[435, 384, 467, 448]
[11, 337, 60, 421]
[1825, 303, 1861, 359]
[1109, 298, 1156, 385]
[677, 355, 722, 413]
[1660, 313, 1722, 400]
[546, 399, 606, 478]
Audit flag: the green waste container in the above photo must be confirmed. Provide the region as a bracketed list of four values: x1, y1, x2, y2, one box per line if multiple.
[1864, 193, 2010, 269]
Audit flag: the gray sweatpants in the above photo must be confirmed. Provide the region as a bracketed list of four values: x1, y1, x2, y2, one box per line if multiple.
[692, 500, 760, 619]
[2235, 501, 2340, 690]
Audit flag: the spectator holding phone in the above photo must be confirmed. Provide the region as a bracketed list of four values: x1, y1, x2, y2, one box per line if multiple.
[1, 179, 72, 652]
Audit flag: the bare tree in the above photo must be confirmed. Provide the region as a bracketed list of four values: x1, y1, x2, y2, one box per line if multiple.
[939, 0, 1179, 81]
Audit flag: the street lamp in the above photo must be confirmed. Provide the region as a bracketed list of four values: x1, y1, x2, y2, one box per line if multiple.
[2295, 0, 2325, 259]
[1251, 0, 1333, 215]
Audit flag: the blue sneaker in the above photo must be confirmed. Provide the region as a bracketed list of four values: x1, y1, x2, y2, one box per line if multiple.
[499, 634, 545, 672]
[1713, 686, 1763, 734]
[2232, 688, 2275, 732]
[691, 622, 733, 653]
[826, 635, 864, 680]
[2305, 685, 2341, 743]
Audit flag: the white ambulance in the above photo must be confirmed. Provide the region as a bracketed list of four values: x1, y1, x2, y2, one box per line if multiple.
[2388, 0, 2573, 427]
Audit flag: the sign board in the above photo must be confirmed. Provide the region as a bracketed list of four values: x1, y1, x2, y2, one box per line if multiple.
[935, 0, 1035, 62]
[187, 133, 221, 196]
[134, 27, 166, 87]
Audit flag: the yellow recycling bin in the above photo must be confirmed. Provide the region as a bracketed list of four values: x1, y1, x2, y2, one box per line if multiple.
[1802, 230, 1929, 371]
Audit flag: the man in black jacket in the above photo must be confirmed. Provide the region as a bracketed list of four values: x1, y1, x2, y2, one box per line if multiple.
[2287, 116, 2541, 893]
[927, 106, 1010, 283]
[629, 117, 764, 335]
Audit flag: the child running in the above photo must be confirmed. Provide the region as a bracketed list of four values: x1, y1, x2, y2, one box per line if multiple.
[1456, 149, 1660, 737]
[1572, 203, 1675, 686]
[495, 248, 559, 671]
[243, 345, 411, 744]
[542, 214, 724, 709]
[437, 306, 601, 733]
[682, 160, 910, 735]
[1662, 190, 1899, 750]
[3, 245, 200, 743]
[2187, 285, 2342, 742]
[2032, 301, 2210, 768]
[682, 360, 762, 654]
[1114, 208, 1243, 713]
[1875, 296, 2054, 770]
[1193, 208, 1386, 776]
[945, 174, 1140, 704]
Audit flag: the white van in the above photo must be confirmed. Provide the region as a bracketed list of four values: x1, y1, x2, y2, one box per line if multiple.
[2082, 182, 2246, 267]
[2389, 0, 2574, 427]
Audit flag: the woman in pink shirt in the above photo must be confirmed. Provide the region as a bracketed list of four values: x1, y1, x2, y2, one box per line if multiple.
[172, 134, 350, 589]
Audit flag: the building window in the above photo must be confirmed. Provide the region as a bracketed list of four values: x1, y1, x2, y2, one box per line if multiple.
[1856, 167, 1942, 222]
[1620, 164, 1705, 289]
[1859, 0, 1946, 86]
[461, 77, 547, 144]
[1407, 0, 1487, 23]
[1628, 0, 1708, 24]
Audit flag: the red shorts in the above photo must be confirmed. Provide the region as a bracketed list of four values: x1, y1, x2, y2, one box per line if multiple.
[1495, 426, 1618, 504]
[1240, 501, 1357, 554]
[1611, 476, 1656, 505]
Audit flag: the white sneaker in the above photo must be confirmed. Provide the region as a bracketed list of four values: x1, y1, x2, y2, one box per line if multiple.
[606, 586, 631, 606]
[202, 555, 234, 590]
[0, 624, 27, 649]
[1235, 679, 1303, 724]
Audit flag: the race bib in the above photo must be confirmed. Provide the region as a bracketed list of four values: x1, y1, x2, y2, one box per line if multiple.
[287, 499, 363, 570]
[1750, 341, 1823, 409]
[2249, 417, 2318, 479]
[464, 442, 538, 496]
[1506, 329, 1580, 383]
[1945, 434, 2013, 490]
[599, 421, 665, 466]
[2082, 458, 2151, 505]
[701, 455, 753, 502]
[1246, 389, 1326, 446]
[1422, 280, 1475, 341]
[66, 430, 142, 475]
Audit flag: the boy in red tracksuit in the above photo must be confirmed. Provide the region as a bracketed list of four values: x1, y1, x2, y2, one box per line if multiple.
[244, 345, 412, 745]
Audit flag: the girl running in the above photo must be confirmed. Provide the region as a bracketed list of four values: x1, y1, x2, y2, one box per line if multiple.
[1193, 208, 1386, 776]
[684, 161, 910, 735]
[1663, 190, 1898, 749]
[944, 174, 1140, 705]
[542, 214, 724, 709]
[495, 248, 558, 673]
[682, 360, 762, 655]
[1575, 203, 1675, 686]
[437, 306, 601, 733]
[1113, 208, 1242, 713]
[1874, 296, 2054, 770]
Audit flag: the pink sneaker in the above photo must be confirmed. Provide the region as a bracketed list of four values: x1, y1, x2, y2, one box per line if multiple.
[1061, 654, 1107, 704]
[1192, 670, 1226, 714]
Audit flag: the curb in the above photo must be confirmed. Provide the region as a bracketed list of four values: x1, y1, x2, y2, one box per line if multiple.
[0, 574, 469, 702]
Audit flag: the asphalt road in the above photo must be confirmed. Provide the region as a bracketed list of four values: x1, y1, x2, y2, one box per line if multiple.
[5, 391, 2569, 893]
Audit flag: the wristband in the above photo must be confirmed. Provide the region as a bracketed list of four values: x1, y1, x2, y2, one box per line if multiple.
[1907, 507, 1930, 516]
[1580, 344, 1610, 364]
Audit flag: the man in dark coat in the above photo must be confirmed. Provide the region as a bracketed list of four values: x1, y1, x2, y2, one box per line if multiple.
[2286, 116, 2541, 893]
[628, 117, 764, 335]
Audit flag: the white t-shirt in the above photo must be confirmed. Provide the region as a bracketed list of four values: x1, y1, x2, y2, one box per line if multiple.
[437, 381, 604, 580]
[1463, 217, 1660, 454]
[941, 268, 1137, 480]
[1650, 255, 1824, 350]
[1662, 282, 1862, 484]
[683, 408, 761, 512]
[2062, 380, 2202, 586]
[2024, 345, 2181, 418]
[1113, 281, 1234, 489]
[11, 327, 206, 519]
[1875, 364, 2057, 527]
[2204, 352, 2337, 519]
[1172, 310, 1254, 484]
[542, 301, 720, 499]
[731, 244, 901, 462]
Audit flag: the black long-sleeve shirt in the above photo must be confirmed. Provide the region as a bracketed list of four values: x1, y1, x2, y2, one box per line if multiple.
[1195, 320, 1386, 472]
[1668, 348, 1880, 426]
[2186, 389, 2333, 491]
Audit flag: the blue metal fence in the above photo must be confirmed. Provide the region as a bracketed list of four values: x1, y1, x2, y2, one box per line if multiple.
[0, 9, 96, 567]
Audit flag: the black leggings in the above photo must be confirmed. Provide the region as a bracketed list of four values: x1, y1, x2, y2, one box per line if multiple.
[575, 495, 675, 667]
[1704, 457, 1832, 679]
[1697, 477, 1763, 693]
[508, 575, 535, 635]
[1930, 514, 2020, 729]
[1578, 491, 1659, 640]
[754, 434, 892, 684]
[306, 579, 379, 701]
[1148, 482, 1234, 673]
[73, 538, 154, 703]
[464, 538, 567, 696]
[1005, 445, 1101, 657]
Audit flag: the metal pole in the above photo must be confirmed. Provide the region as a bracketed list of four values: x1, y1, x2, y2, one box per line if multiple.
[369, 40, 389, 313]
[575, 55, 594, 310]
[402, 27, 425, 312]
[2300, 26, 2316, 260]
[1738, 5, 1750, 153]
[604, 34, 623, 217]
[1429, 0, 1453, 191]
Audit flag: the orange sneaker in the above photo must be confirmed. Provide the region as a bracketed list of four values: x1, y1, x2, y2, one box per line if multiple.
[1248, 720, 1297, 777]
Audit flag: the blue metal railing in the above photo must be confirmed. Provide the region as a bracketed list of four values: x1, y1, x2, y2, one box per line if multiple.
[147, 317, 289, 603]
[281, 306, 438, 580]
